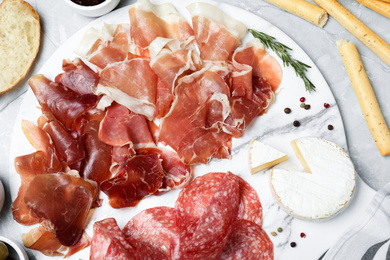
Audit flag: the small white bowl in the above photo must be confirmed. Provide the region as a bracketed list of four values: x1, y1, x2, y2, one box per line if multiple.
[0, 236, 28, 260]
[63, 0, 120, 17]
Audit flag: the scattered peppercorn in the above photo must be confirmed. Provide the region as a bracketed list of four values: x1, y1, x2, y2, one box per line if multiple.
[290, 242, 297, 248]
[284, 108, 291, 114]
[324, 103, 330, 108]
[300, 102, 305, 108]
[271, 232, 277, 236]
[304, 104, 311, 110]
[300, 97, 305, 102]
[277, 227, 283, 233]
[328, 124, 334, 130]
[300, 232, 306, 238]
[293, 120, 300, 127]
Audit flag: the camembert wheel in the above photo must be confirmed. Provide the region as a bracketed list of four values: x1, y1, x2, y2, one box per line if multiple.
[270, 136, 356, 221]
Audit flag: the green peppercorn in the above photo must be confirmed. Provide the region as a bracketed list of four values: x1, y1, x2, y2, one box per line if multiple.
[277, 227, 283, 233]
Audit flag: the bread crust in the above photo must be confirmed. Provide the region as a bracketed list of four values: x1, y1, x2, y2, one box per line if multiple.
[0, 0, 41, 94]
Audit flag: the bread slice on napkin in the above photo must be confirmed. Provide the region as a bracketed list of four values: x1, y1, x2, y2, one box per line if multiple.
[0, 0, 40, 94]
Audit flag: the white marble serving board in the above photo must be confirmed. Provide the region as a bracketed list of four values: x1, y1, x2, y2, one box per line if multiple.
[9, 1, 375, 259]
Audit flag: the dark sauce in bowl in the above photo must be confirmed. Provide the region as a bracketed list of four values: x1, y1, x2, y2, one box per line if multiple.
[71, 0, 105, 6]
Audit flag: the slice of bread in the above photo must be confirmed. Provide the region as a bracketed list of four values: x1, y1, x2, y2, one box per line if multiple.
[0, 0, 40, 94]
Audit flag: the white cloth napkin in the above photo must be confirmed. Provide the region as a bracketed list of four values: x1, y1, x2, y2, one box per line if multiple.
[322, 181, 390, 260]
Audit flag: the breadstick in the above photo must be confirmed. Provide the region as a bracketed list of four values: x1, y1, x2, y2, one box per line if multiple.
[337, 40, 390, 156]
[355, 0, 390, 19]
[264, 0, 328, 27]
[314, 0, 390, 67]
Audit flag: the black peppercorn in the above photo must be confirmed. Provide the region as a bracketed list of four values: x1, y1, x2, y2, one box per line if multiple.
[293, 120, 300, 127]
[284, 108, 291, 114]
[328, 124, 334, 130]
[290, 242, 297, 248]
[304, 104, 311, 110]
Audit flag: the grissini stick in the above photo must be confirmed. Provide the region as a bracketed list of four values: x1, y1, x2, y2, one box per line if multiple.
[337, 40, 390, 156]
[355, 0, 390, 19]
[314, 0, 390, 67]
[264, 0, 328, 27]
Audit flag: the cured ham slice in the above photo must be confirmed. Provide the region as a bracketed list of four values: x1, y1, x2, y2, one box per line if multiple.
[24, 173, 99, 246]
[12, 152, 46, 226]
[137, 147, 192, 191]
[220, 220, 273, 260]
[21, 120, 62, 172]
[40, 113, 85, 167]
[80, 119, 112, 186]
[123, 207, 180, 259]
[28, 74, 98, 130]
[55, 58, 99, 95]
[99, 102, 155, 148]
[149, 37, 201, 92]
[187, 2, 246, 61]
[90, 218, 137, 260]
[100, 154, 164, 208]
[97, 59, 157, 120]
[155, 79, 174, 118]
[159, 70, 231, 151]
[22, 226, 91, 258]
[129, 0, 193, 48]
[232, 39, 282, 113]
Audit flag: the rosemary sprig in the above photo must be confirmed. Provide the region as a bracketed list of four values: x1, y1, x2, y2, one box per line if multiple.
[249, 29, 316, 92]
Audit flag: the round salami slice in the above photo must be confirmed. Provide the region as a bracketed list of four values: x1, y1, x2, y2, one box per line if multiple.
[123, 206, 180, 259]
[237, 176, 263, 226]
[220, 220, 273, 260]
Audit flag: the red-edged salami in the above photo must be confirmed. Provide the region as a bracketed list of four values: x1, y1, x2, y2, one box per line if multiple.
[90, 218, 136, 260]
[123, 207, 180, 259]
[220, 220, 273, 260]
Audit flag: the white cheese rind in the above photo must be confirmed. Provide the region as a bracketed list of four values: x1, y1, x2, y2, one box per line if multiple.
[249, 140, 288, 174]
[270, 137, 356, 221]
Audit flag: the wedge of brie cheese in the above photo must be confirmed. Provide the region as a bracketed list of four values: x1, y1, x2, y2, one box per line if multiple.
[270, 136, 356, 221]
[249, 140, 288, 174]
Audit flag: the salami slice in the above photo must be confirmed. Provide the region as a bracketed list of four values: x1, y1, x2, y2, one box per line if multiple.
[90, 218, 136, 260]
[220, 220, 273, 260]
[178, 172, 240, 259]
[237, 176, 263, 226]
[123, 206, 179, 259]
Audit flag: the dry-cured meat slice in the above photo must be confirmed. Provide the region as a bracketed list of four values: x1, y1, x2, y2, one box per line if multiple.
[136, 147, 192, 191]
[55, 58, 99, 95]
[175, 172, 263, 227]
[99, 102, 155, 148]
[100, 154, 164, 208]
[97, 59, 157, 120]
[129, 0, 193, 48]
[28, 74, 98, 130]
[155, 79, 174, 119]
[80, 119, 112, 186]
[159, 70, 231, 152]
[178, 172, 240, 259]
[12, 151, 46, 225]
[123, 207, 180, 259]
[24, 173, 98, 247]
[220, 220, 273, 260]
[187, 2, 246, 61]
[90, 218, 136, 260]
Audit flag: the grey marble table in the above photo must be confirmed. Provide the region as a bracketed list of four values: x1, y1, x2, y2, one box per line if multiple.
[0, 0, 389, 259]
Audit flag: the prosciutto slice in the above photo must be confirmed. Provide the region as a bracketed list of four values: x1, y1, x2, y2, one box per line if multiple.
[24, 173, 98, 246]
[12, 152, 46, 226]
[80, 119, 112, 186]
[99, 102, 155, 148]
[232, 39, 282, 113]
[187, 2, 246, 61]
[28, 74, 98, 130]
[55, 58, 99, 95]
[97, 59, 157, 120]
[129, 0, 193, 48]
[100, 154, 164, 208]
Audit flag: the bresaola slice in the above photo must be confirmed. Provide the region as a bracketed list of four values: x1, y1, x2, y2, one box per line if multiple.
[90, 172, 272, 259]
